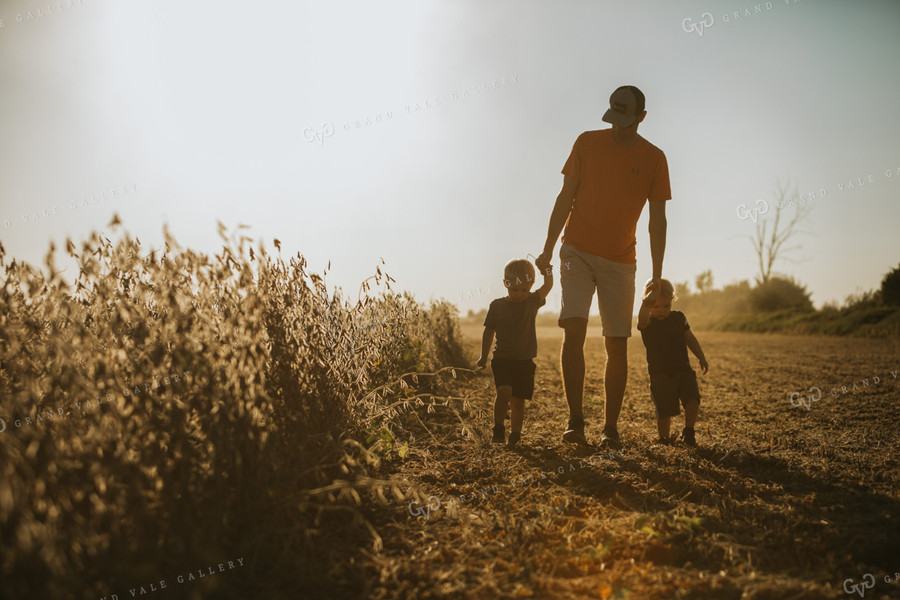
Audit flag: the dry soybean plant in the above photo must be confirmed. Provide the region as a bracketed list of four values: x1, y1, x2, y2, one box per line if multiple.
[0, 218, 470, 599]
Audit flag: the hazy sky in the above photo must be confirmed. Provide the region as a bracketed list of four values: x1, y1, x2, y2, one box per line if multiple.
[2, 0, 899, 319]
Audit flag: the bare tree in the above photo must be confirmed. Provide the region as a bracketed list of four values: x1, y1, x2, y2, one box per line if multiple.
[695, 269, 714, 294]
[749, 177, 813, 285]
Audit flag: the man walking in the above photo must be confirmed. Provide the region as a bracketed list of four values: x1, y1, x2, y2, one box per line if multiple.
[535, 85, 671, 449]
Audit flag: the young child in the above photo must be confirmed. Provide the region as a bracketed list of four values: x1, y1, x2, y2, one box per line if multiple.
[637, 279, 709, 446]
[475, 259, 553, 446]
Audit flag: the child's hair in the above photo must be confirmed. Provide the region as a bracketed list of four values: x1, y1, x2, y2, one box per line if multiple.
[503, 259, 535, 287]
[644, 278, 677, 302]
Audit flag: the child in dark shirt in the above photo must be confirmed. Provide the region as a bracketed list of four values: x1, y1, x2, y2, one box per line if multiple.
[637, 279, 709, 446]
[476, 259, 553, 446]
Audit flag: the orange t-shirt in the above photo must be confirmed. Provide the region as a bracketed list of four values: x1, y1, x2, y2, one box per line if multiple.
[561, 129, 671, 263]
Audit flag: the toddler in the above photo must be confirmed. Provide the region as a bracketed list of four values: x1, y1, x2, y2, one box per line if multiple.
[476, 259, 553, 446]
[637, 279, 709, 446]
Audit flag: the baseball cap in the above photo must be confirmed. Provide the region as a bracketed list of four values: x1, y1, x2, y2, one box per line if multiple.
[602, 85, 646, 127]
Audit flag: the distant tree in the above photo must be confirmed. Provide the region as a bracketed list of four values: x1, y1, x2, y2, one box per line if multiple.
[671, 281, 691, 300]
[695, 270, 714, 294]
[842, 289, 881, 311]
[749, 178, 813, 285]
[749, 275, 813, 312]
[881, 264, 900, 306]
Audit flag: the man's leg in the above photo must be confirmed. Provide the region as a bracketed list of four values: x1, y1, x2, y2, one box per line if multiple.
[557, 242, 595, 444]
[603, 336, 628, 433]
[594, 253, 635, 449]
[560, 318, 588, 421]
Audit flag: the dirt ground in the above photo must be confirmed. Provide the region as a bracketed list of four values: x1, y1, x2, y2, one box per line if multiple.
[364, 329, 900, 599]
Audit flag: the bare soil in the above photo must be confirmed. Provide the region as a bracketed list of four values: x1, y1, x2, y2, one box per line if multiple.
[365, 330, 900, 599]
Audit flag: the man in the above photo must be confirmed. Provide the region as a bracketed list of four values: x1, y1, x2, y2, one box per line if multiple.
[535, 85, 671, 449]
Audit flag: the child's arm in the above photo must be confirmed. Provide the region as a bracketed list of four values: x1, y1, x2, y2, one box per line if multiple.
[684, 329, 709, 374]
[636, 296, 654, 330]
[535, 265, 554, 300]
[476, 327, 495, 369]
[636, 280, 659, 330]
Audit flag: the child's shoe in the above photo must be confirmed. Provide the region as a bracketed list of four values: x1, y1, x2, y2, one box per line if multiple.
[507, 431, 521, 447]
[491, 424, 505, 444]
[680, 427, 697, 447]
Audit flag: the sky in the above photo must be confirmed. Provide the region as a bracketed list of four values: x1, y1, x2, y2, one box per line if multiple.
[1, 0, 899, 319]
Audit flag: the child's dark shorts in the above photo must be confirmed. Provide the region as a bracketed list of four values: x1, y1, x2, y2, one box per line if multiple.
[490, 357, 536, 400]
[649, 368, 701, 418]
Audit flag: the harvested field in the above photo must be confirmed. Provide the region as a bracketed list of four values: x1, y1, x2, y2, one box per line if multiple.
[368, 329, 900, 599]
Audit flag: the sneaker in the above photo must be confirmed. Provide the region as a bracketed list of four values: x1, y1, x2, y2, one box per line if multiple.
[562, 417, 588, 445]
[656, 435, 674, 446]
[491, 425, 505, 444]
[507, 431, 521, 447]
[680, 427, 697, 448]
[599, 426, 622, 450]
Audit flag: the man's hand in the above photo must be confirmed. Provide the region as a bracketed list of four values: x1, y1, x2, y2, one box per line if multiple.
[535, 251, 552, 273]
[643, 278, 660, 302]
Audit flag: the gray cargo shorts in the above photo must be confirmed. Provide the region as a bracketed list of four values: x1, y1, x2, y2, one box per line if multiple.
[558, 242, 636, 337]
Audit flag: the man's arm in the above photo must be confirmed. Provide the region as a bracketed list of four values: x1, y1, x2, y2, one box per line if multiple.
[536, 176, 578, 269]
[648, 199, 667, 281]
